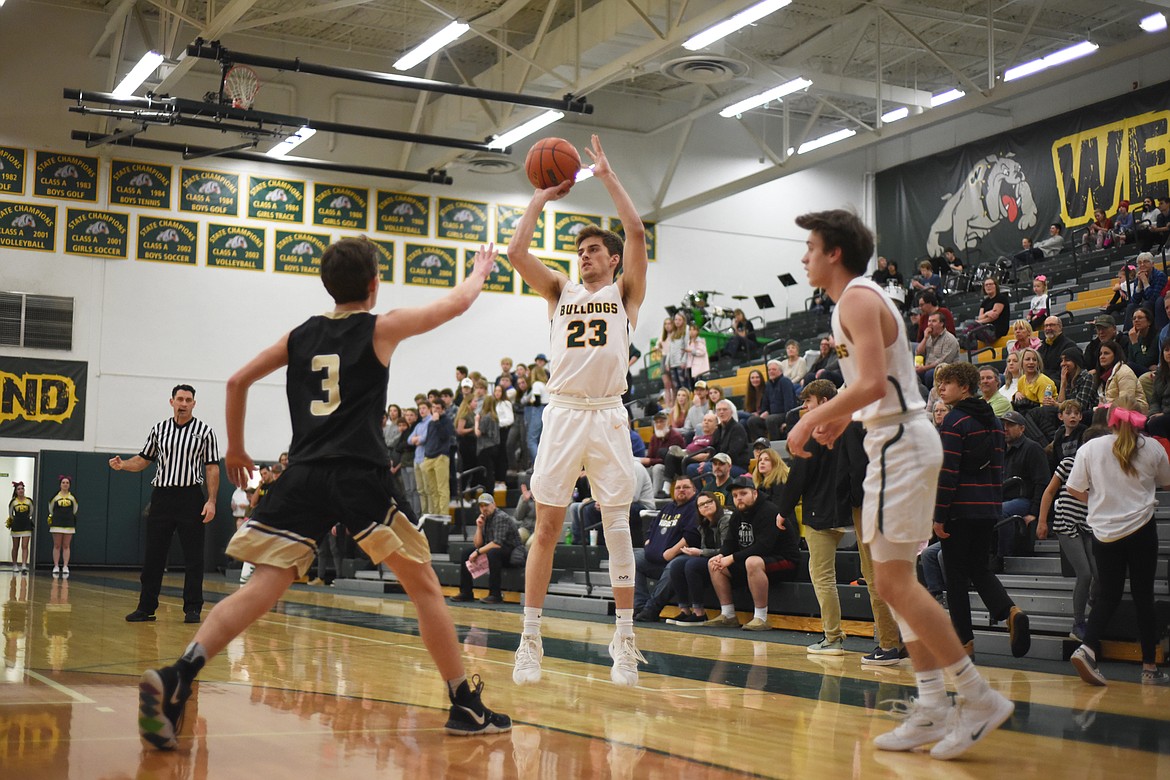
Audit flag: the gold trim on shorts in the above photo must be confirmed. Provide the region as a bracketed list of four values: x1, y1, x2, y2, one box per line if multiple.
[227, 521, 318, 578]
[355, 505, 431, 566]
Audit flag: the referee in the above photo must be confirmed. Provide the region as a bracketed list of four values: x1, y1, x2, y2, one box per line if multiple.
[110, 384, 220, 623]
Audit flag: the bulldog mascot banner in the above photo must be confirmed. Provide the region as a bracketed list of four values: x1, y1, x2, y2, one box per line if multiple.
[876, 80, 1170, 265]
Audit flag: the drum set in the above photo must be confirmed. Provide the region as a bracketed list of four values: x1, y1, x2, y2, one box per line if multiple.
[678, 289, 739, 328]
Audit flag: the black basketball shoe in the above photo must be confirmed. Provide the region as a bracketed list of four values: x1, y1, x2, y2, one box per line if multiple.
[138, 666, 191, 749]
[445, 675, 512, 736]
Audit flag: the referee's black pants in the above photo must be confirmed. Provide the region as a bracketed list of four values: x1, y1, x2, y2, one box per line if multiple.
[137, 485, 206, 616]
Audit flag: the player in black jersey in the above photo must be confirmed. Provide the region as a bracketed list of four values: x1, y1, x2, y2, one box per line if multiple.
[138, 237, 510, 751]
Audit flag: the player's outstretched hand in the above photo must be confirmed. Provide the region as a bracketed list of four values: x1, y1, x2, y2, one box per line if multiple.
[225, 449, 255, 490]
[470, 242, 498, 280]
[583, 134, 610, 179]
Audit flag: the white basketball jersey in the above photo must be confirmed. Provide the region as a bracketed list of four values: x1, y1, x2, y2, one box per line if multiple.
[831, 276, 924, 422]
[547, 282, 630, 399]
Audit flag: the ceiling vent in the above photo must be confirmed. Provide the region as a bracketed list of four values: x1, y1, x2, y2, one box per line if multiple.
[660, 55, 749, 84]
[455, 152, 520, 174]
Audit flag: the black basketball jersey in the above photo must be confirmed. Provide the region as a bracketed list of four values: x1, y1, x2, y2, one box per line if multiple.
[286, 312, 390, 466]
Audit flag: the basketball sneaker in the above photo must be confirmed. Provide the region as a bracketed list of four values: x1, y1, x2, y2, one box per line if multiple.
[445, 675, 512, 736]
[138, 666, 191, 750]
[512, 634, 544, 685]
[609, 632, 646, 687]
[929, 690, 1014, 760]
[861, 646, 903, 666]
[873, 698, 950, 752]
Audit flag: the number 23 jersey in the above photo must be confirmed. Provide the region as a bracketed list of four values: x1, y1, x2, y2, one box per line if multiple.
[547, 282, 631, 399]
[286, 311, 389, 466]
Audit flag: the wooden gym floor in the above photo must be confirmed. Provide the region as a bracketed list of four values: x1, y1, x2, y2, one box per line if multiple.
[1, 570, 1167, 779]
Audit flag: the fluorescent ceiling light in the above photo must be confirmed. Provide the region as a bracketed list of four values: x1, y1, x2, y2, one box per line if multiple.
[797, 128, 856, 154]
[683, 0, 792, 51]
[719, 77, 812, 117]
[1004, 40, 1098, 82]
[931, 88, 965, 107]
[1140, 13, 1167, 32]
[881, 107, 909, 124]
[112, 51, 164, 98]
[266, 126, 317, 157]
[394, 21, 470, 71]
[486, 110, 564, 151]
[575, 166, 594, 182]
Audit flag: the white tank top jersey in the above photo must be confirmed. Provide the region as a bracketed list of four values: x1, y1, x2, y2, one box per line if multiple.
[546, 282, 631, 399]
[831, 276, 925, 422]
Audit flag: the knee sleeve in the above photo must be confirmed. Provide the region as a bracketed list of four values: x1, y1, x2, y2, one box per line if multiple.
[890, 607, 918, 643]
[600, 505, 634, 589]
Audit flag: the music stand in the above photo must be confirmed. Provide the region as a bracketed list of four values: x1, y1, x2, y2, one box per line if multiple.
[753, 294, 774, 310]
[664, 305, 679, 317]
[777, 273, 798, 317]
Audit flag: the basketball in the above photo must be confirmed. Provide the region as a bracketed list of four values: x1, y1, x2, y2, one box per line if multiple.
[525, 138, 581, 189]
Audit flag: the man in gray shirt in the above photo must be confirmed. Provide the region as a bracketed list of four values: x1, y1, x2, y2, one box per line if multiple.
[916, 312, 960, 389]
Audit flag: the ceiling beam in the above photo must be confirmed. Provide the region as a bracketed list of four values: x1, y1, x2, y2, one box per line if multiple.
[89, 0, 137, 58]
[153, 0, 261, 93]
[231, 0, 377, 32]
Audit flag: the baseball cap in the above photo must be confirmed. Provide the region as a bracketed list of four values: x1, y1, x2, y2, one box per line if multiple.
[534, 353, 548, 361]
[752, 437, 770, 450]
[1092, 314, 1115, 328]
[476, 493, 496, 505]
[1001, 410, 1027, 426]
[712, 453, 732, 465]
[460, 377, 473, 389]
[730, 475, 756, 490]
[653, 410, 668, 420]
[693, 380, 707, 389]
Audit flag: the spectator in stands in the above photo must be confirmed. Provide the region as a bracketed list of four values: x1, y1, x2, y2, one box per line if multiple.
[978, 367, 1012, 417]
[383, 404, 403, 450]
[700, 453, 736, 504]
[1126, 306, 1158, 377]
[510, 376, 529, 471]
[1007, 320, 1041, 356]
[1158, 296, 1170, 350]
[522, 365, 549, 462]
[1027, 276, 1050, 331]
[633, 476, 700, 622]
[1038, 316, 1076, 382]
[702, 475, 800, 630]
[1135, 196, 1169, 253]
[932, 401, 951, 428]
[492, 385, 513, 490]
[964, 277, 1010, 348]
[655, 316, 677, 407]
[1111, 200, 1135, 246]
[1012, 237, 1044, 268]
[1011, 348, 1056, 412]
[910, 260, 943, 297]
[943, 247, 965, 275]
[496, 357, 517, 388]
[663, 411, 717, 492]
[1103, 266, 1137, 322]
[627, 416, 647, 460]
[682, 381, 710, 440]
[668, 387, 692, 432]
[742, 369, 766, 417]
[751, 447, 790, 509]
[998, 410, 1050, 569]
[1127, 252, 1165, 330]
[420, 400, 455, 515]
[1082, 209, 1112, 250]
[682, 323, 710, 387]
[409, 401, 433, 513]
[1067, 399, 1170, 686]
[707, 385, 725, 406]
[663, 312, 689, 398]
[780, 340, 807, 384]
[916, 312, 960, 390]
[1084, 314, 1118, 371]
[1049, 400, 1086, 471]
[802, 336, 842, 388]
[1047, 348, 1097, 434]
[1034, 222, 1066, 257]
[934, 364, 1032, 658]
[774, 386, 859, 656]
[395, 407, 421, 515]
[1038, 423, 1100, 642]
[809, 288, 833, 314]
[999, 352, 1022, 403]
[451, 493, 526, 604]
[721, 309, 757, 360]
[1145, 342, 1170, 439]
[473, 395, 501, 494]
[643, 410, 684, 496]
[453, 378, 477, 473]
[706, 400, 751, 477]
[884, 260, 906, 289]
[665, 490, 731, 625]
[1096, 340, 1148, 412]
[915, 290, 956, 342]
[749, 360, 799, 441]
[871, 256, 893, 285]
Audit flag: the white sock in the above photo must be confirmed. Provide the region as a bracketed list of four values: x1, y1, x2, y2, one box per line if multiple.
[945, 657, 991, 701]
[615, 608, 634, 637]
[523, 606, 542, 636]
[720, 604, 735, 618]
[753, 607, 768, 622]
[915, 670, 948, 710]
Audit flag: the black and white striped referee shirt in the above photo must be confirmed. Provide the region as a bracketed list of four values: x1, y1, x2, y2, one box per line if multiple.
[139, 417, 220, 488]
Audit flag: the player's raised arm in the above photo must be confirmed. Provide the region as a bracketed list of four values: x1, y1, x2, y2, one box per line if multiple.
[586, 135, 647, 313]
[378, 243, 499, 346]
[224, 334, 291, 488]
[508, 181, 572, 304]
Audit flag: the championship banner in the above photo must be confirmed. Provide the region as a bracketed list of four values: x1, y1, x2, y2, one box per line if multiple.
[371, 239, 395, 283]
[376, 191, 429, 235]
[273, 230, 330, 275]
[109, 160, 172, 209]
[65, 208, 129, 258]
[404, 244, 457, 288]
[313, 183, 368, 229]
[179, 167, 239, 216]
[875, 80, 1170, 265]
[553, 211, 602, 252]
[207, 223, 265, 271]
[0, 146, 26, 194]
[0, 201, 55, 252]
[436, 198, 489, 243]
[608, 217, 658, 261]
[137, 217, 198, 265]
[495, 204, 544, 248]
[467, 249, 514, 293]
[522, 256, 570, 296]
[34, 151, 98, 202]
[247, 176, 305, 223]
[0, 356, 87, 441]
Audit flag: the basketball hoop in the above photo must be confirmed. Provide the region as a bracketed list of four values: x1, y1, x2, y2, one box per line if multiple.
[224, 65, 260, 109]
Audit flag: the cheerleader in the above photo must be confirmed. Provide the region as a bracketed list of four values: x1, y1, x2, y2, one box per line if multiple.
[47, 476, 78, 579]
[7, 482, 32, 574]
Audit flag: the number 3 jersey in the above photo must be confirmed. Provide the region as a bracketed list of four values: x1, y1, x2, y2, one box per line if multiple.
[286, 311, 389, 466]
[547, 282, 631, 400]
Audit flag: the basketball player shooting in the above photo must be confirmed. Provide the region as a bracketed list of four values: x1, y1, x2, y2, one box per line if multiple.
[507, 134, 648, 686]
